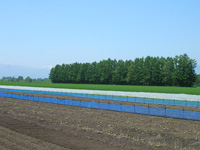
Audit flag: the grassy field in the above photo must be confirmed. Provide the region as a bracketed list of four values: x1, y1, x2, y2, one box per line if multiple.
[0, 81, 200, 95]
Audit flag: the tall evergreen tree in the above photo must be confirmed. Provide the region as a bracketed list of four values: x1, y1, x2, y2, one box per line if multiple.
[173, 54, 197, 86]
[162, 57, 174, 86]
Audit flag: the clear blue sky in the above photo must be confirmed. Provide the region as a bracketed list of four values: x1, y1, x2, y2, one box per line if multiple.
[0, 0, 200, 71]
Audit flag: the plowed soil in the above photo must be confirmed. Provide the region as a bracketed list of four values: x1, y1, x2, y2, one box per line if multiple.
[1, 93, 200, 150]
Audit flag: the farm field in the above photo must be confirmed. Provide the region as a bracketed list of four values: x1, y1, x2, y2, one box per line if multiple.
[1, 93, 200, 149]
[0, 82, 200, 95]
[0, 124, 69, 150]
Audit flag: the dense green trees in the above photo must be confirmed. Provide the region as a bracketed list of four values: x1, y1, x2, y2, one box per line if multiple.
[196, 75, 200, 86]
[25, 76, 32, 82]
[17, 76, 24, 82]
[172, 54, 197, 86]
[49, 54, 197, 87]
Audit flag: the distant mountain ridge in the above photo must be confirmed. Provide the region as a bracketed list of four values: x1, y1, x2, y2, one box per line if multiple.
[0, 64, 51, 79]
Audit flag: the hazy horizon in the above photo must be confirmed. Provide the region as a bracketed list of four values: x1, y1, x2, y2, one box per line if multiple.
[0, 1, 200, 78]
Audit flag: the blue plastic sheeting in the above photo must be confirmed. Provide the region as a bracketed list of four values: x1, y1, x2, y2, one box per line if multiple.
[99, 102, 109, 110]
[1, 92, 200, 121]
[109, 103, 121, 111]
[80, 101, 88, 108]
[65, 100, 73, 106]
[56, 99, 62, 105]
[184, 110, 200, 120]
[121, 105, 133, 113]
[90, 102, 99, 109]
[135, 106, 149, 115]
[166, 109, 184, 119]
[149, 107, 166, 117]
[0, 88, 199, 107]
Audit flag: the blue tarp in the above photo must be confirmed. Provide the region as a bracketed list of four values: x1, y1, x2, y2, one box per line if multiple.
[0, 91, 200, 121]
[0, 88, 199, 107]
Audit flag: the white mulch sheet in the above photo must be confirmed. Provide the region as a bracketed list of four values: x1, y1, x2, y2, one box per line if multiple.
[0, 85, 200, 102]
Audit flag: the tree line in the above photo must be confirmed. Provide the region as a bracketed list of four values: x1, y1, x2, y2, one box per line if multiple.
[196, 75, 200, 86]
[1, 76, 50, 83]
[49, 54, 197, 87]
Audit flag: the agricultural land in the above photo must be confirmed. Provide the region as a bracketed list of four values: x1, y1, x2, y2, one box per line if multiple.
[0, 90, 200, 149]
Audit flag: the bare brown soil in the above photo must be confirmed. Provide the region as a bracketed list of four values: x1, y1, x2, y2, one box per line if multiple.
[0, 124, 69, 150]
[1, 94, 200, 149]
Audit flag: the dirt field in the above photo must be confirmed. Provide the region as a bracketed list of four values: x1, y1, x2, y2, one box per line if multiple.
[1, 94, 200, 149]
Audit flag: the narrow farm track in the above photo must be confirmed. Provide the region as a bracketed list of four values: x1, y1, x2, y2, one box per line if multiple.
[1, 96, 200, 149]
